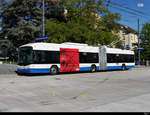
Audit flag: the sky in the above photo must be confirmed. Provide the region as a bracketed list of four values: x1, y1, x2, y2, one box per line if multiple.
[107, 0, 150, 32]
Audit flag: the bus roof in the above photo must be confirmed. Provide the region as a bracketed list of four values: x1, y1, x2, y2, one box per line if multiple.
[20, 42, 99, 53]
[104, 46, 134, 55]
[20, 42, 134, 54]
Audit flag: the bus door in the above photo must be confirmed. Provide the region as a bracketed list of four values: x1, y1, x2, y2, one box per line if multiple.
[99, 46, 107, 70]
[60, 48, 79, 72]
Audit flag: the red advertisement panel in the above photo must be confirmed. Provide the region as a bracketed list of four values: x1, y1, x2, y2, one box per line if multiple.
[60, 48, 79, 72]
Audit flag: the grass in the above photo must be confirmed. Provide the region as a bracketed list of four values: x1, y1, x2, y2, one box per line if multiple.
[2, 61, 17, 65]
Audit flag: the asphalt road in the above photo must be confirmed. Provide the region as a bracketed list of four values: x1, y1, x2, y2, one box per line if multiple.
[0, 64, 17, 75]
[0, 66, 150, 112]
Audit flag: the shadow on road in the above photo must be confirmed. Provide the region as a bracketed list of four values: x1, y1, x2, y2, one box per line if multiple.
[16, 69, 126, 77]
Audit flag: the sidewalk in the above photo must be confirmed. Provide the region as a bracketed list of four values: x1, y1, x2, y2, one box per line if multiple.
[135, 65, 150, 68]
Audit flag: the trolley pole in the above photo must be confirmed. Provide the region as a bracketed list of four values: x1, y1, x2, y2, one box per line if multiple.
[138, 18, 141, 66]
[42, 0, 45, 37]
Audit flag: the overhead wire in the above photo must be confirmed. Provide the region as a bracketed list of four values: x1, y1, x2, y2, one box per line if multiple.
[109, 1, 149, 16]
[104, 0, 150, 20]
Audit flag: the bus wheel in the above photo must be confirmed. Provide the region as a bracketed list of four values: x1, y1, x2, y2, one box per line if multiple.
[50, 66, 58, 75]
[91, 65, 96, 72]
[122, 65, 126, 71]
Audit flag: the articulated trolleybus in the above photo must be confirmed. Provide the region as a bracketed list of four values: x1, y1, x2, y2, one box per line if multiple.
[17, 42, 135, 74]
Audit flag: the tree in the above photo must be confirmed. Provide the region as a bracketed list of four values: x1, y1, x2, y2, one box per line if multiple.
[0, 0, 121, 48]
[45, 0, 120, 46]
[0, 0, 64, 47]
[139, 22, 150, 60]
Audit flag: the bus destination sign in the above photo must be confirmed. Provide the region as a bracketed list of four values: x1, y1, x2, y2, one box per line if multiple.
[35, 36, 49, 41]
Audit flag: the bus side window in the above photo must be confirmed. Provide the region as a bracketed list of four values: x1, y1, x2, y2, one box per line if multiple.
[33, 51, 46, 64]
[107, 54, 115, 63]
[45, 51, 60, 64]
[115, 54, 119, 63]
[33, 51, 39, 63]
[79, 52, 87, 63]
[40, 51, 46, 63]
[87, 53, 98, 63]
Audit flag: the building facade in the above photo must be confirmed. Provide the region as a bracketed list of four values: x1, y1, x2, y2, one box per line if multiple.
[118, 24, 138, 50]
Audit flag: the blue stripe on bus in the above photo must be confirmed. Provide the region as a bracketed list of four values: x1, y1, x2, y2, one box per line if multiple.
[107, 66, 122, 70]
[17, 68, 50, 73]
[79, 66, 100, 71]
[17, 65, 134, 74]
[18, 66, 101, 73]
[18, 68, 61, 74]
[18, 67, 92, 73]
[96, 66, 100, 71]
[107, 65, 135, 70]
[79, 67, 91, 71]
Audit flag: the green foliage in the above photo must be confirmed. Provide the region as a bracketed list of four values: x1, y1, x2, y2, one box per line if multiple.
[115, 40, 123, 49]
[0, 0, 121, 48]
[139, 22, 150, 60]
[0, 0, 64, 47]
[2, 61, 17, 65]
[0, 33, 3, 39]
[0, 0, 41, 47]
[46, 20, 120, 46]
[46, 0, 120, 46]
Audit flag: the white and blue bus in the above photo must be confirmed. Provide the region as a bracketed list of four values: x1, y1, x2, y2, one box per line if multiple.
[17, 42, 135, 74]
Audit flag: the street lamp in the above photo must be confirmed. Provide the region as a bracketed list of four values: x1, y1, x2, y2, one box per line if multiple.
[137, 3, 144, 7]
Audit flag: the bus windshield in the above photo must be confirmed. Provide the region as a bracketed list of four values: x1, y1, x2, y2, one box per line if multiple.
[18, 47, 33, 65]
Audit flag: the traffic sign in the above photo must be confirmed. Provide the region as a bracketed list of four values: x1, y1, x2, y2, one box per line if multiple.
[137, 47, 144, 50]
[35, 36, 49, 41]
[126, 45, 130, 49]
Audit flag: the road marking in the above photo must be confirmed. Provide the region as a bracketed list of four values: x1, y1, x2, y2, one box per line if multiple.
[80, 94, 87, 98]
[68, 104, 73, 107]
[52, 93, 56, 96]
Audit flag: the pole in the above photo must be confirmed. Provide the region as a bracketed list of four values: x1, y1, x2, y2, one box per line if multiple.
[42, 0, 45, 37]
[137, 2, 144, 66]
[138, 18, 140, 66]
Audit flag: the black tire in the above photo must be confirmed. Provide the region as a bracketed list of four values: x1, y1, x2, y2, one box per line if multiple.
[91, 65, 96, 72]
[50, 66, 58, 75]
[17, 72, 23, 76]
[122, 65, 126, 71]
